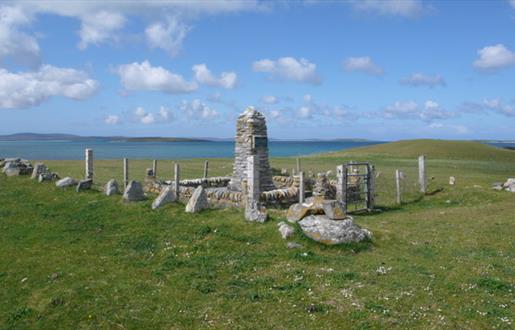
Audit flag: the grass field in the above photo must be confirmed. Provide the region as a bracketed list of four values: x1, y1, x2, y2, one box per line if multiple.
[1, 140, 514, 329]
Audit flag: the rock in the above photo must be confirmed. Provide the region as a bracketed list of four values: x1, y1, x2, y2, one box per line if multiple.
[152, 186, 176, 209]
[4, 166, 20, 177]
[2, 158, 33, 175]
[449, 176, 456, 185]
[287, 242, 303, 249]
[492, 183, 503, 191]
[55, 177, 77, 188]
[245, 201, 268, 223]
[38, 172, 58, 182]
[123, 180, 146, 202]
[322, 200, 346, 220]
[31, 163, 48, 179]
[278, 221, 295, 239]
[286, 198, 324, 223]
[104, 179, 119, 196]
[506, 185, 515, 192]
[298, 215, 372, 245]
[185, 186, 209, 213]
[502, 178, 515, 188]
[76, 179, 93, 192]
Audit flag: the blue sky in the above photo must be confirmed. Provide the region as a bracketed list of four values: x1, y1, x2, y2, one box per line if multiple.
[0, 0, 514, 140]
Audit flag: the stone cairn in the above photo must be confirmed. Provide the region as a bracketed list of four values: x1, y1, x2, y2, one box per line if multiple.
[229, 106, 275, 192]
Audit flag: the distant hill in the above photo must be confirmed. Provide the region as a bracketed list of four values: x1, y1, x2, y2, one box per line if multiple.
[0, 133, 209, 142]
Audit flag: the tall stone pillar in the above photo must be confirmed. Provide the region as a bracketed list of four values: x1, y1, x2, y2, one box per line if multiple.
[85, 149, 93, 179]
[229, 107, 275, 192]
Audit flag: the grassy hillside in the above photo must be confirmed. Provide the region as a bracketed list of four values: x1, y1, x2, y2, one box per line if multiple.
[1, 140, 514, 328]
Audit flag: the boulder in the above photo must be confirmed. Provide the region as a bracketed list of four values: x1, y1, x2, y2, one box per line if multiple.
[56, 177, 77, 188]
[449, 176, 456, 185]
[104, 179, 119, 196]
[4, 165, 20, 177]
[502, 178, 515, 188]
[76, 179, 93, 192]
[123, 180, 146, 202]
[298, 215, 372, 245]
[244, 201, 268, 223]
[152, 186, 177, 209]
[185, 186, 209, 213]
[31, 163, 48, 179]
[322, 200, 346, 220]
[286, 198, 324, 223]
[2, 158, 33, 175]
[278, 221, 295, 239]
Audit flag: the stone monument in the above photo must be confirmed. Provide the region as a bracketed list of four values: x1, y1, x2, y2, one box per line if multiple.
[229, 106, 275, 192]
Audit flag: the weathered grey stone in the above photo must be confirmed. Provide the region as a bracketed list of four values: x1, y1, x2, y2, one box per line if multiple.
[56, 177, 77, 188]
[152, 186, 176, 209]
[502, 178, 515, 189]
[185, 186, 209, 213]
[244, 201, 268, 223]
[38, 172, 57, 182]
[287, 242, 303, 249]
[286, 198, 325, 223]
[31, 163, 48, 179]
[492, 183, 503, 191]
[299, 215, 372, 245]
[322, 200, 346, 220]
[449, 176, 456, 185]
[104, 179, 119, 196]
[4, 165, 20, 176]
[2, 158, 33, 175]
[123, 180, 146, 202]
[278, 221, 295, 239]
[76, 179, 93, 192]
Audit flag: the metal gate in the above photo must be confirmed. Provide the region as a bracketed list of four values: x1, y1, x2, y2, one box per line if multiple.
[341, 162, 375, 213]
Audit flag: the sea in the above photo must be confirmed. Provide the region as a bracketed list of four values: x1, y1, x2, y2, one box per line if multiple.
[0, 140, 384, 160]
[0, 140, 513, 160]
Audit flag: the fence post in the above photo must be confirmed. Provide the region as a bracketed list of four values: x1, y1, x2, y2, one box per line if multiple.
[299, 171, 305, 204]
[174, 162, 180, 199]
[395, 169, 401, 205]
[123, 158, 129, 189]
[152, 160, 157, 178]
[418, 155, 426, 194]
[296, 157, 301, 174]
[85, 148, 93, 179]
[366, 163, 375, 210]
[203, 160, 209, 178]
[336, 164, 347, 212]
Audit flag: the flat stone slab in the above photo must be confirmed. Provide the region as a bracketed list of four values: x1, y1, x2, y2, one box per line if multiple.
[152, 186, 177, 209]
[56, 177, 77, 188]
[286, 198, 324, 223]
[299, 215, 372, 245]
[123, 180, 146, 202]
[185, 186, 209, 213]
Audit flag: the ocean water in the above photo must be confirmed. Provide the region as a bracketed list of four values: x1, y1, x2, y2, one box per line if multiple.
[0, 140, 384, 160]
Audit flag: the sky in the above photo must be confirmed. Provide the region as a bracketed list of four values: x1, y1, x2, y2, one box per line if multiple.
[0, 0, 514, 141]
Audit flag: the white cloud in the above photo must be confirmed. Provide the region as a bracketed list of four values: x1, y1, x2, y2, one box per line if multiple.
[298, 106, 313, 119]
[400, 73, 446, 87]
[134, 106, 156, 124]
[252, 57, 321, 84]
[116, 61, 197, 94]
[0, 65, 98, 109]
[104, 115, 121, 125]
[428, 123, 469, 135]
[78, 11, 126, 49]
[383, 100, 455, 122]
[159, 106, 173, 121]
[349, 0, 424, 17]
[473, 44, 515, 71]
[0, 5, 39, 66]
[192, 63, 237, 89]
[261, 95, 278, 104]
[343, 56, 384, 76]
[132, 105, 174, 124]
[460, 98, 515, 117]
[146, 17, 189, 57]
[180, 99, 219, 120]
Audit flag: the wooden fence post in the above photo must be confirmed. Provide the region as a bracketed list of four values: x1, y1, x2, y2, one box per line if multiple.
[203, 160, 209, 178]
[395, 169, 401, 205]
[296, 157, 301, 174]
[152, 160, 157, 178]
[418, 155, 427, 194]
[174, 162, 180, 199]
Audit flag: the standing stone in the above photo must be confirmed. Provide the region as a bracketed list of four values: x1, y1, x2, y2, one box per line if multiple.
[76, 179, 93, 192]
[245, 155, 268, 222]
[185, 186, 209, 213]
[123, 180, 146, 202]
[152, 186, 177, 209]
[174, 162, 180, 199]
[104, 179, 119, 196]
[31, 163, 48, 179]
[418, 155, 427, 194]
[85, 148, 93, 179]
[203, 160, 209, 178]
[395, 169, 402, 205]
[56, 177, 77, 188]
[449, 176, 456, 185]
[336, 165, 347, 209]
[123, 158, 129, 189]
[229, 107, 275, 192]
[152, 160, 158, 178]
[299, 171, 305, 204]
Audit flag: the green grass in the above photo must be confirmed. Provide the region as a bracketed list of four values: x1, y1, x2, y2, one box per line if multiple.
[1, 140, 514, 328]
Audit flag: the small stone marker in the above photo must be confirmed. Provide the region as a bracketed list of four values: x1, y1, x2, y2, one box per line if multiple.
[85, 148, 93, 179]
[152, 186, 177, 209]
[278, 221, 295, 239]
[203, 160, 209, 178]
[104, 179, 119, 196]
[185, 186, 209, 213]
[123, 158, 129, 189]
[418, 155, 427, 194]
[31, 163, 47, 179]
[56, 177, 77, 188]
[123, 180, 146, 202]
[76, 179, 93, 192]
[449, 176, 456, 185]
[174, 162, 180, 199]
